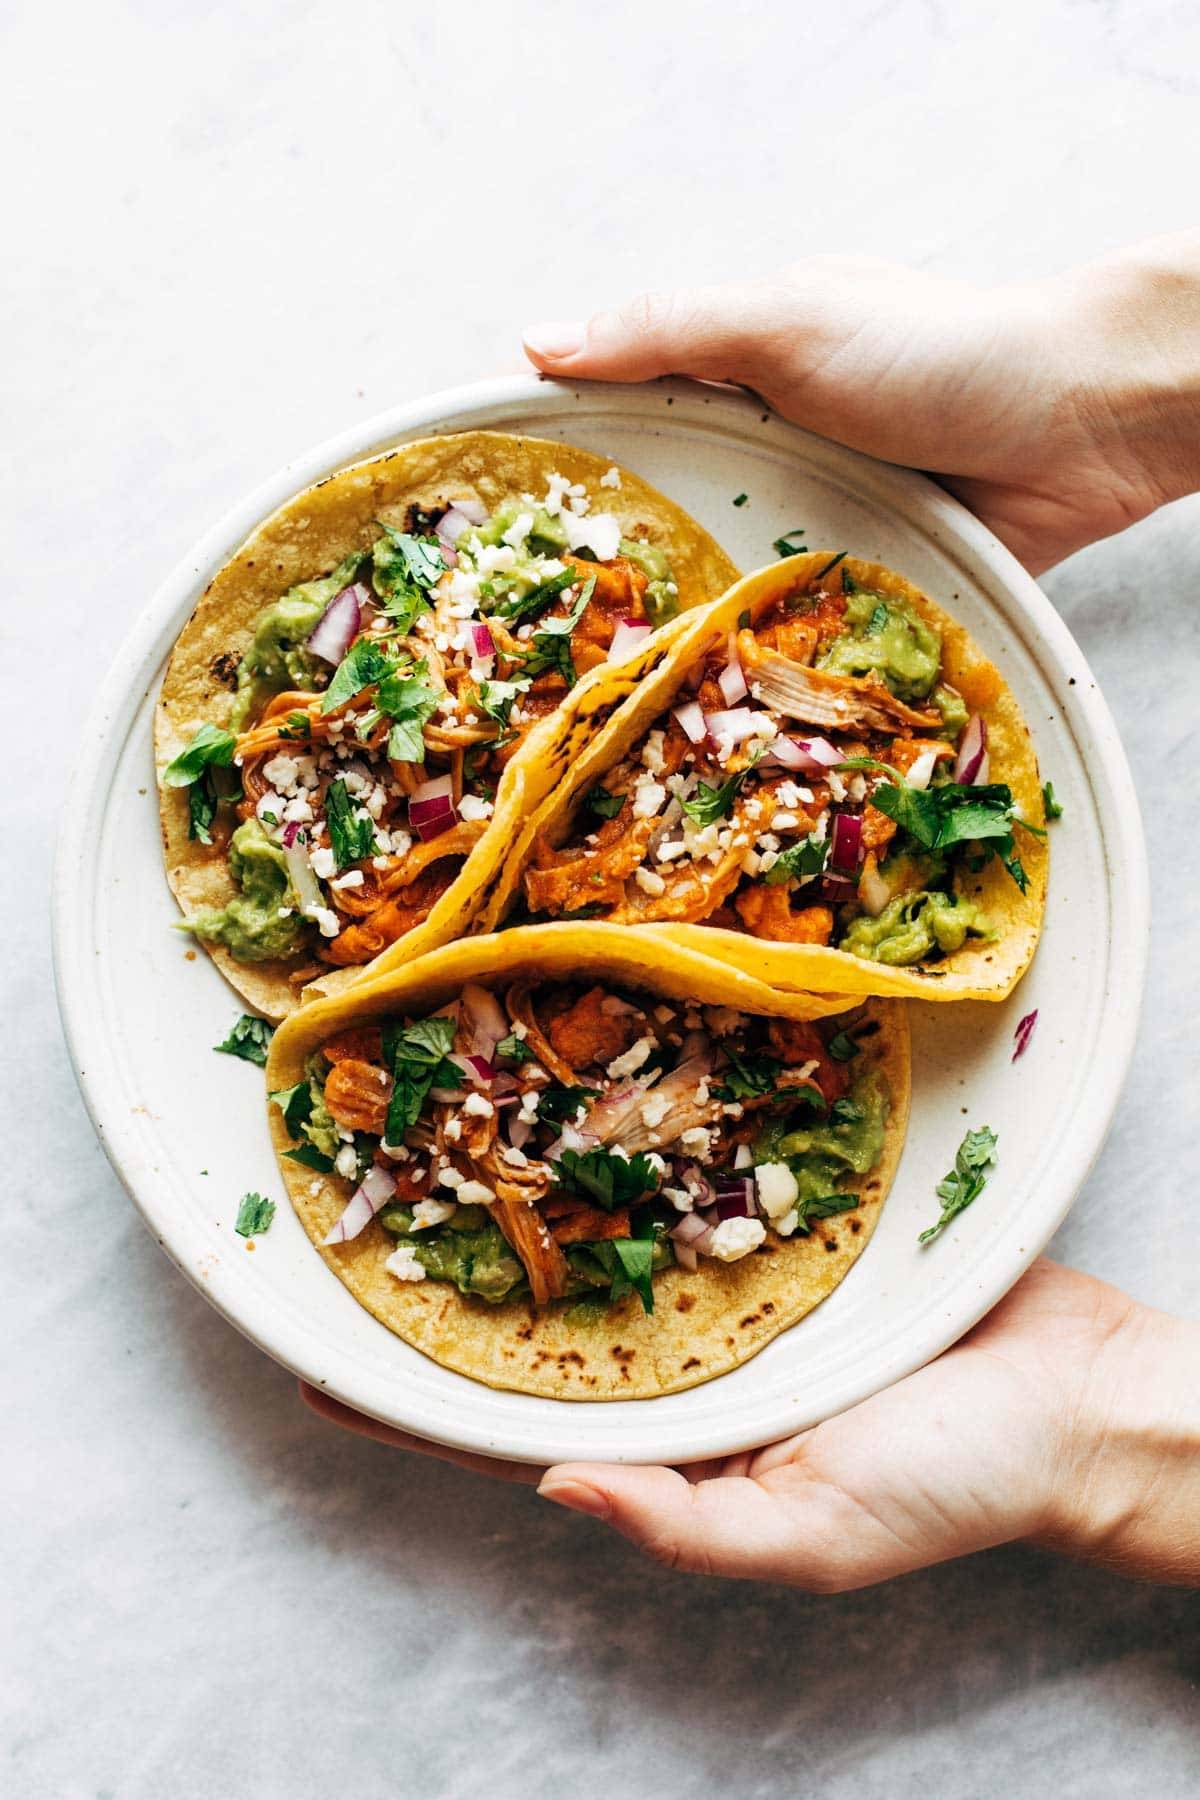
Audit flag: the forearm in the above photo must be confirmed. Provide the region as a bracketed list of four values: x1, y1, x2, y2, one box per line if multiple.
[1039, 1299, 1200, 1584]
[1053, 229, 1200, 515]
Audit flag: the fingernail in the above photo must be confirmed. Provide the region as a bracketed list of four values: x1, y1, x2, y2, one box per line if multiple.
[537, 1478, 611, 1519]
[523, 320, 585, 360]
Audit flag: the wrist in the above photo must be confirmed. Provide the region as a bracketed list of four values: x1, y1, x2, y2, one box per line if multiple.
[1053, 232, 1200, 516]
[1038, 1299, 1200, 1584]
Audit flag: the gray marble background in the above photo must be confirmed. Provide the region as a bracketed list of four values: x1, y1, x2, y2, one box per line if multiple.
[5, 2, 1197, 1795]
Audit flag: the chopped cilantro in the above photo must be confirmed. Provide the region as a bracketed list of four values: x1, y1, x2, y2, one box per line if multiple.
[187, 776, 219, 844]
[376, 662, 441, 763]
[772, 528, 808, 558]
[790, 1192, 859, 1234]
[610, 1235, 656, 1314]
[283, 1144, 334, 1173]
[763, 833, 828, 885]
[269, 1080, 313, 1134]
[381, 1014, 460, 1140]
[737, 608, 752, 630]
[919, 1125, 998, 1244]
[714, 1046, 783, 1102]
[476, 676, 531, 729]
[234, 1192, 275, 1237]
[866, 602, 889, 634]
[371, 525, 445, 632]
[536, 1084, 601, 1125]
[814, 551, 848, 581]
[492, 565, 579, 623]
[826, 1029, 860, 1062]
[278, 711, 312, 741]
[324, 777, 377, 869]
[1042, 780, 1063, 820]
[519, 578, 595, 685]
[215, 1013, 275, 1067]
[869, 778, 1029, 892]
[496, 1032, 535, 1065]
[162, 722, 237, 787]
[585, 785, 626, 822]
[552, 1147, 661, 1211]
[320, 637, 395, 715]
[732, 492, 748, 508]
[679, 755, 758, 828]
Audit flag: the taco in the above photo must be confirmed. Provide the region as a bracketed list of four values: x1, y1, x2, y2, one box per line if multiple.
[506, 552, 1048, 1001]
[155, 432, 739, 1019]
[265, 923, 908, 1400]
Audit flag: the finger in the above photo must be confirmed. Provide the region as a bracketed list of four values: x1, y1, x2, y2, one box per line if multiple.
[297, 1383, 544, 1485]
[523, 283, 790, 386]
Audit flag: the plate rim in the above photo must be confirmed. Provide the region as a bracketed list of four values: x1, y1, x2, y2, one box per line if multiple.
[52, 372, 1150, 1463]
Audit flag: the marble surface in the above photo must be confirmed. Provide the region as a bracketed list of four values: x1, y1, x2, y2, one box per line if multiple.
[5, 1, 1198, 1794]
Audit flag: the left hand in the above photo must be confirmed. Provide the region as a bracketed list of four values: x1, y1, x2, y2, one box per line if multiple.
[301, 1259, 1200, 1591]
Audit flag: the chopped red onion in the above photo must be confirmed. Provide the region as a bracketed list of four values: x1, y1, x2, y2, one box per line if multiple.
[430, 1085, 466, 1104]
[713, 1175, 757, 1219]
[675, 1161, 716, 1209]
[820, 874, 859, 903]
[408, 774, 458, 842]
[670, 1211, 714, 1249]
[672, 700, 708, 744]
[460, 984, 507, 1060]
[464, 1053, 496, 1086]
[955, 714, 989, 785]
[718, 660, 748, 706]
[829, 813, 864, 873]
[1012, 1009, 1039, 1061]
[906, 749, 939, 791]
[437, 506, 475, 545]
[454, 497, 488, 526]
[307, 583, 368, 666]
[492, 1071, 520, 1097]
[281, 820, 301, 848]
[469, 621, 496, 660]
[609, 618, 652, 663]
[508, 1115, 534, 1151]
[321, 1165, 396, 1245]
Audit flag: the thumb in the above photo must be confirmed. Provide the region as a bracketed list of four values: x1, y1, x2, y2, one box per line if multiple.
[537, 1462, 802, 1581]
[522, 283, 788, 386]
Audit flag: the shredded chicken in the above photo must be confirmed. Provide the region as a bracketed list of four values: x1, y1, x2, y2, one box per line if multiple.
[739, 634, 941, 733]
[504, 983, 579, 1085]
[734, 888, 835, 944]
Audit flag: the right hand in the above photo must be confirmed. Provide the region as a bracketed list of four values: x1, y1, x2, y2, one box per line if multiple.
[523, 232, 1200, 573]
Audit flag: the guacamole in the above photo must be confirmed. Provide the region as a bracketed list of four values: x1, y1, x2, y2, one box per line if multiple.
[842, 889, 989, 965]
[184, 818, 307, 961]
[818, 589, 941, 702]
[230, 551, 366, 728]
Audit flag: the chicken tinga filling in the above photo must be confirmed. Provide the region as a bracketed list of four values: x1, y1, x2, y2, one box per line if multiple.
[270, 982, 891, 1314]
[523, 558, 1043, 966]
[162, 470, 679, 976]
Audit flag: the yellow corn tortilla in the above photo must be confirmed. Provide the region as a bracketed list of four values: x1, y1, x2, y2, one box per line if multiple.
[155, 432, 740, 1020]
[266, 922, 909, 1401]
[488, 553, 1047, 1003]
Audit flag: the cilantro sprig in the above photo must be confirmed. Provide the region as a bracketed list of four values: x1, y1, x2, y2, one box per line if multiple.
[518, 578, 594, 685]
[234, 1193, 276, 1238]
[382, 1015, 461, 1141]
[764, 833, 828, 885]
[376, 663, 441, 762]
[585, 786, 626, 822]
[679, 752, 761, 829]
[552, 1147, 661, 1211]
[865, 774, 1034, 893]
[324, 778, 377, 870]
[371, 525, 446, 633]
[215, 1014, 275, 1067]
[919, 1126, 998, 1244]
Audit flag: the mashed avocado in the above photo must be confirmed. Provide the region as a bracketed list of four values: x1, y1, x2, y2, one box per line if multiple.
[841, 889, 989, 965]
[185, 817, 308, 961]
[754, 1071, 889, 1214]
[618, 537, 678, 625]
[818, 589, 941, 702]
[230, 551, 365, 728]
[380, 1205, 526, 1302]
[474, 501, 569, 557]
[301, 1060, 342, 1161]
[932, 683, 969, 738]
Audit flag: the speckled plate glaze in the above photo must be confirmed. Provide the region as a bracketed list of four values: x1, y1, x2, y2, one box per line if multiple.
[52, 376, 1148, 1465]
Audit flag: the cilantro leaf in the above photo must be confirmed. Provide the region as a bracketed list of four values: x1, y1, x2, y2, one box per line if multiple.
[733, 492, 748, 508]
[866, 602, 889, 633]
[1042, 780, 1063, 820]
[552, 1147, 661, 1212]
[814, 551, 848, 581]
[269, 1080, 313, 1134]
[475, 676, 531, 729]
[215, 1013, 275, 1067]
[713, 1046, 783, 1102]
[679, 756, 758, 828]
[283, 1144, 334, 1172]
[495, 1032, 534, 1065]
[163, 722, 237, 787]
[919, 1125, 998, 1244]
[869, 777, 1030, 892]
[610, 1236, 655, 1314]
[188, 774, 219, 844]
[371, 525, 445, 632]
[234, 1192, 276, 1237]
[536, 1084, 601, 1124]
[376, 662, 440, 763]
[789, 1191, 859, 1235]
[763, 833, 828, 885]
[772, 528, 808, 557]
[381, 1014, 460, 1140]
[320, 637, 395, 715]
[278, 711, 312, 741]
[519, 578, 595, 685]
[491, 564, 579, 623]
[826, 1030, 860, 1063]
[585, 786, 626, 822]
[324, 777, 377, 870]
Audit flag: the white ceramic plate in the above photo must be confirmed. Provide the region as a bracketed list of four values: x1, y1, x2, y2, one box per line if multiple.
[53, 375, 1148, 1465]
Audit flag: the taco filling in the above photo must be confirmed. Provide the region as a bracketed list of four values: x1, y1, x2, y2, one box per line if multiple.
[162, 471, 680, 974]
[522, 558, 1043, 967]
[270, 978, 891, 1314]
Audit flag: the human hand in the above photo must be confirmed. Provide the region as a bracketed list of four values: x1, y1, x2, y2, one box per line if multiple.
[301, 1260, 1200, 1591]
[523, 232, 1200, 574]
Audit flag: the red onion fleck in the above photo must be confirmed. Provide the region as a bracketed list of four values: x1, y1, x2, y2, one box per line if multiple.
[718, 660, 748, 706]
[408, 774, 458, 842]
[608, 618, 653, 663]
[321, 1164, 396, 1245]
[954, 714, 989, 785]
[829, 813, 864, 873]
[1012, 1009, 1039, 1061]
[308, 583, 368, 666]
[672, 700, 707, 744]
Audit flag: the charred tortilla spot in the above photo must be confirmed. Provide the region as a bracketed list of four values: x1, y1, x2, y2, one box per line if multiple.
[209, 651, 240, 689]
[682, 1357, 701, 1371]
[824, 1238, 838, 1252]
[740, 1313, 761, 1328]
[675, 1293, 697, 1313]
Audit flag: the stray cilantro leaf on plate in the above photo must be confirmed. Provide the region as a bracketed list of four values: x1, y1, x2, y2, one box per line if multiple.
[732, 492, 748, 508]
[772, 528, 808, 558]
[215, 1013, 275, 1067]
[919, 1125, 998, 1244]
[324, 777, 377, 869]
[235, 1192, 276, 1238]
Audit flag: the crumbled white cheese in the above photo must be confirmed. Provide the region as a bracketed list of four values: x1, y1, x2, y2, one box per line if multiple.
[679, 1126, 712, 1158]
[606, 1035, 654, 1080]
[635, 868, 667, 896]
[458, 794, 494, 823]
[442, 1118, 463, 1142]
[456, 1178, 496, 1206]
[384, 1245, 426, 1282]
[708, 1217, 767, 1261]
[463, 1092, 494, 1119]
[309, 907, 341, 939]
[334, 1144, 359, 1180]
[411, 1197, 457, 1231]
[331, 869, 365, 890]
[599, 465, 621, 489]
[662, 1185, 693, 1212]
[734, 1143, 754, 1170]
[632, 777, 667, 820]
[641, 730, 667, 775]
[775, 1208, 800, 1238]
[309, 846, 337, 880]
[755, 1161, 800, 1222]
[437, 1164, 464, 1190]
[263, 754, 300, 790]
[640, 1092, 672, 1129]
